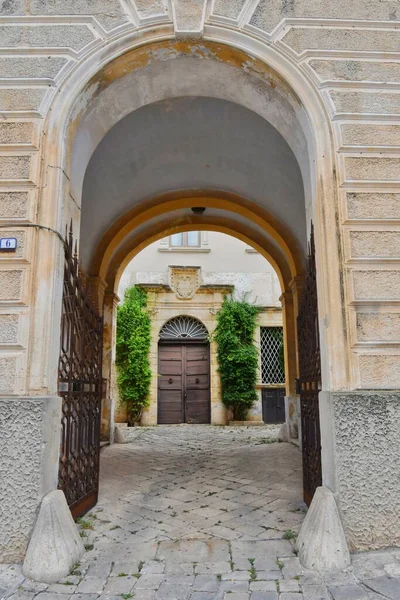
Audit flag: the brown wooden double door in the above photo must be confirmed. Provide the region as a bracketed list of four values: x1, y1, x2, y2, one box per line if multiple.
[158, 342, 210, 424]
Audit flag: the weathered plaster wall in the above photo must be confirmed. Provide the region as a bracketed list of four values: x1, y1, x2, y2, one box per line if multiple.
[331, 392, 400, 551]
[0, 397, 61, 562]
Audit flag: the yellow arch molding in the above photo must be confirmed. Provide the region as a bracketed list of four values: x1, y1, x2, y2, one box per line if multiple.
[106, 218, 293, 295]
[90, 192, 304, 290]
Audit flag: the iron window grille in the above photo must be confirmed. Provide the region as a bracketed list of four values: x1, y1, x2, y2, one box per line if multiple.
[260, 326, 285, 384]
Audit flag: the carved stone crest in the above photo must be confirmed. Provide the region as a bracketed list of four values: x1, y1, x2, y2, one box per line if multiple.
[169, 266, 201, 300]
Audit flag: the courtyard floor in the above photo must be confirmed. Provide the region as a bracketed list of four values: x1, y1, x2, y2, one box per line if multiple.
[2, 425, 400, 600]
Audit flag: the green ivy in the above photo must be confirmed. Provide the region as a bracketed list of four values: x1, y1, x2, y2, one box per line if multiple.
[214, 297, 259, 421]
[116, 287, 151, 425]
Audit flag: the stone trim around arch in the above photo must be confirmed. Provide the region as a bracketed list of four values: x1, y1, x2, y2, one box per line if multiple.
[1, 23, 351, 562]
[33, 31, 346, 401]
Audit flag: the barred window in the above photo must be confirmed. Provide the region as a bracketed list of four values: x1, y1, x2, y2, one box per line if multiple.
[260, 327, 285, 384]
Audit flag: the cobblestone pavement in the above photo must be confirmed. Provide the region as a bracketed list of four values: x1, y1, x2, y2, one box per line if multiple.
[2, 425, 400, 600]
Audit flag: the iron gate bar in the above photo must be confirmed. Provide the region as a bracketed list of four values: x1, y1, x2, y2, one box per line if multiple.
[297, 223, 322, 506]
[58, 223, 103, 519]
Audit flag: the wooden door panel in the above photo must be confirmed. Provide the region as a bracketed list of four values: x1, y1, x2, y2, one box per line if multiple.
[158, 390, 184, 424]
[159, 375, 182, 389]
[158, 345, 184, 423]
[159, 360, 182, 375]
[186, 389, 210, 424]
[186, 347, 208, 360]
[186, 373, 209, 388]
[185, 345, 210, 424]
[158, 343, 210, 424]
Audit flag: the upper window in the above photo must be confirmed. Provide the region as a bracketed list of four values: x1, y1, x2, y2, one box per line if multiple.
[170, 232, 200, 248]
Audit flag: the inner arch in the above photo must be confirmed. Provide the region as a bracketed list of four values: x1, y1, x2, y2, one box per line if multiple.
[81, 96, 306, 271]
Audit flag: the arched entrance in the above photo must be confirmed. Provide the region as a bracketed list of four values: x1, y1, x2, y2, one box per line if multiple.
[37, 32, 345, 547]
[158, 316, 210, 425]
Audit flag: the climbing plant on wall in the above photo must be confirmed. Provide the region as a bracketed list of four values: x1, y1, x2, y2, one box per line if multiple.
[214, 297, 259, 421]
[116, 286, 152, 425]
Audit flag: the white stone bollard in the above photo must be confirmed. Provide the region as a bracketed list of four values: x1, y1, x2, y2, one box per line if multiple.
[23, 490, 84, 583]
[296, 486, 351, 572]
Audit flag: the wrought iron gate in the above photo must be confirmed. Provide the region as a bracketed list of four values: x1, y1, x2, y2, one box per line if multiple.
[297, 224, 322, 506]
[58, 226, 103, 518]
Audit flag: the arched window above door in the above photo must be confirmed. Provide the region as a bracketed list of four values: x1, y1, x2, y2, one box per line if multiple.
[159, 316, 208, 340]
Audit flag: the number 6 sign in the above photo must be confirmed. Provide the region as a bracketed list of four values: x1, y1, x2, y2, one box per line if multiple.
[0, 237, 17, 251]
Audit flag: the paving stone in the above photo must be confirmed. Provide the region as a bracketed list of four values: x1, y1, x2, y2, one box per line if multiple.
[280, 579, 301, 592]
[103, 574, 136, 593]
[131, 592, 156, 600]
[46, 582, 77, 593]
[231, 540, 293, 562]
[193, 574, 219, 591]
[302, 584, 331, 600]
[165, 561, 195, 575]
[282, 557, 303, 578]
[384, 563, 400, 577]
[250, 580, 277, 592]
[222, 570, 250, 580]
[254, 558, 280, 571]
[328, 585, 369, 600]
[142, 560, 166, 574]
[133, 573, 164, 589]
[195, 562, 232, 574]
[362, 576, 400, 599]
[7, 426, 400, 600]
[157, 539, 230, 562]
[156, 582, 192, 599]
[256, 570, 281, 580]
[75, 576, 108, 594]
[20, 580, 49, 593]
[219, 579, 250, 592]
[324, 570, 357, 587]
[86, 560, 113, 577]
[34, 594, 70, 599]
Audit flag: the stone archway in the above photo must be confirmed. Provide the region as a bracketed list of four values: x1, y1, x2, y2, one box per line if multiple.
[23, 29, 349, 565]
[53, 36, 344, 520]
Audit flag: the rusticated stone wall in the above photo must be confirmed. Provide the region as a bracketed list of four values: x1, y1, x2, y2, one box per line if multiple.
[0, 0, 398, 396]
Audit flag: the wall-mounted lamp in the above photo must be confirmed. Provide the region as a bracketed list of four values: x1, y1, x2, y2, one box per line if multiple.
[191, 207, 206, 215]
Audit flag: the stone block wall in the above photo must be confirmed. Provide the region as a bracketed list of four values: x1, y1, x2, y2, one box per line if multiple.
[0, 0, 397, 396]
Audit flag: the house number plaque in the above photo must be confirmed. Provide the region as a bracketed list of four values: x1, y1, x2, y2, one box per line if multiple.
[0, 238, 17, 251]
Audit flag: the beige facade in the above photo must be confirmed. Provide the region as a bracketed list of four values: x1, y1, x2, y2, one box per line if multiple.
[1, 0, 400, 562]
[115, 233, 286, 427]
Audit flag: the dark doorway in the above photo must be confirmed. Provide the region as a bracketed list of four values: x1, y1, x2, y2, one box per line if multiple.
[158, 342, 211, 424]
[262, 388, 285, 424]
